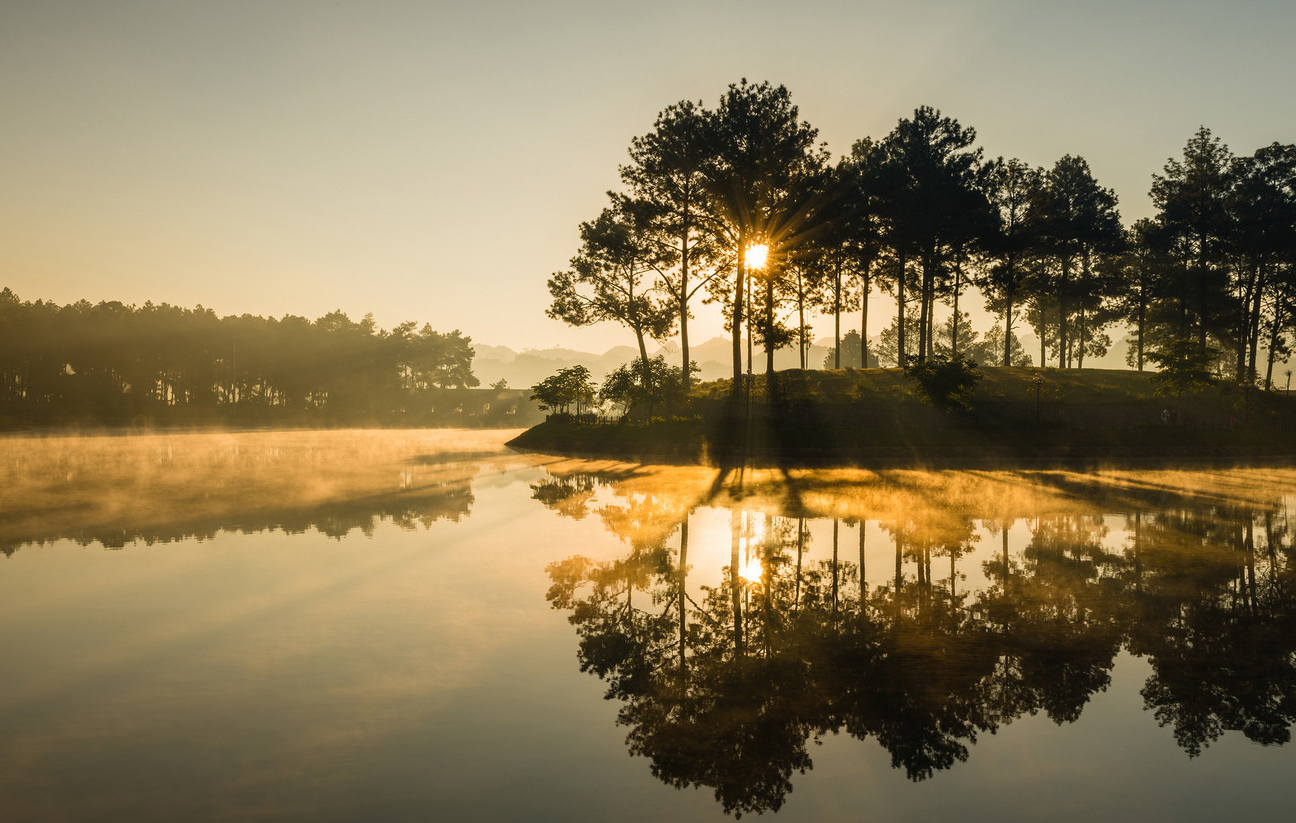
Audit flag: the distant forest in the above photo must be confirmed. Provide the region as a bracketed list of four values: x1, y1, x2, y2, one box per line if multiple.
[0, 288, 532, 428]
[549, 80, 1296, 392]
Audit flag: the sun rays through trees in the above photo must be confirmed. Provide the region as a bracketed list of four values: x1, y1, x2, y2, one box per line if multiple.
[546, 84, 1296, 396]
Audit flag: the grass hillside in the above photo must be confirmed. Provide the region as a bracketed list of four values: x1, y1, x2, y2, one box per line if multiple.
[510, 367, 1296, 466]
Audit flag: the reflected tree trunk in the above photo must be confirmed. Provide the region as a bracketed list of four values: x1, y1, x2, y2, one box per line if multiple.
[832, 518, 840, 616]
[894, 526, 903, 592]
[679, 513, 689, 681]
[732, 510, 744, 658]
[1133, 511, 1143, 591]
[950, 545, 957, 603]
[859, 519, 867, 605]
[1245, 515, 1256, 613]
[1002, 523, 1010, 574]
[795, 516, 805, 616]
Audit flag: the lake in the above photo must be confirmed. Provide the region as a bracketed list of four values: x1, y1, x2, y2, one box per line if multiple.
[3, 429, 1296, 821]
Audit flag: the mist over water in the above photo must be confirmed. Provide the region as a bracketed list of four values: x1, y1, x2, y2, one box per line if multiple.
[3, 430, 1296, 821]
[0, 428, 526, 553]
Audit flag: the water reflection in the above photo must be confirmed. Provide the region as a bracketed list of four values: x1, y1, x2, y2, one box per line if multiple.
[0, 429, 519, 553]
[539, 464, 1296, 816]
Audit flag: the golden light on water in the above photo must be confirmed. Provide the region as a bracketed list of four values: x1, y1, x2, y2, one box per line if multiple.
[745, 243, 768, 269]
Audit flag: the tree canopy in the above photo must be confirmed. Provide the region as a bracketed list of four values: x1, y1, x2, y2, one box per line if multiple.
[0, 288, 482, 425]
[545, 83, 1296, 391]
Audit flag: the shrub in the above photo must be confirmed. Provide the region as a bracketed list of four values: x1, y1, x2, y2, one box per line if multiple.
[531, 366, 598, 416]
[1146, 338, 1216, 398]
[904, 355, 982, 413]
[599, 355, 695, 419]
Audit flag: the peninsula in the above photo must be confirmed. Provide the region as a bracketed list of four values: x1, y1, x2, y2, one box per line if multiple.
[508, 367, 1296, 467]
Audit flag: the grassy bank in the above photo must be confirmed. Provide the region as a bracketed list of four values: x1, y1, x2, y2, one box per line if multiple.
[507, 367, 1296, 467]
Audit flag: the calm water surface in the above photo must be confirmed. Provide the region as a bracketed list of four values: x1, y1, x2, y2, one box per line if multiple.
[3, 429, 1296, 821]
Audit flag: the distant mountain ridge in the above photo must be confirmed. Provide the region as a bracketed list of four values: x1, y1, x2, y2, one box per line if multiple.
[474, 337, 832, 388]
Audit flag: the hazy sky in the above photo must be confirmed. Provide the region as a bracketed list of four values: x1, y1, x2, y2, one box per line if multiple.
[3, 1, 1293, 353]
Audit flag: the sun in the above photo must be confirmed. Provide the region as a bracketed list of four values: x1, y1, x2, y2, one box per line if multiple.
[739, 555, 763, 583]
[744, 243, 768, 270]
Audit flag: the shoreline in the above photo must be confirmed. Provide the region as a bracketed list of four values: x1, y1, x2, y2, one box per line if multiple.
[507, 422, 1296, 470]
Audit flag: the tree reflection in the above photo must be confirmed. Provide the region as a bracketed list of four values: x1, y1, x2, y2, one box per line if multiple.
[540, 466, 1296, 816]
[530, 474, 598, 520]
[1128, 500, 1296, 755]
[2, 432, 494, 553]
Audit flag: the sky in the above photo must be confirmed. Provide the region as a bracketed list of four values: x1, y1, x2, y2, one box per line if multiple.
[3, 0, 1294, 354]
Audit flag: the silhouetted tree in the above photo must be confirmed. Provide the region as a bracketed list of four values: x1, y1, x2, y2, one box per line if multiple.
[0, 290, 481, 425]
[874, 107, 995, 366]
[1151, 127, 1235, 358]
[600, 355, 693, 418]
[622, 100, 721, 391]
[548, 194, 676, 389]
[699, 80, 830, 385]
[1229, 142, 1296, 385]
[980, 158, 1044, 366]
[1036, 155, 1123, 368]
[531, 365, 597, 416]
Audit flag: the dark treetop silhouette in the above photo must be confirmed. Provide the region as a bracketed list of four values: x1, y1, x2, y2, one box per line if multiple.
[0, 289, 521, 428]
[548, 81, 1296, 393]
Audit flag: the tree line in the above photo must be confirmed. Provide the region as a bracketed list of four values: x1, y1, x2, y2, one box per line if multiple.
[548, 80, 1296, 392]
[0, 288, 482, 425]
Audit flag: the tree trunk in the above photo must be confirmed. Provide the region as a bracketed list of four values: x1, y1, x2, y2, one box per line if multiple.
[926, 250, 938, 362]
[918, 249, 933, 365]
[1247, 263, 1266, 383]
[897, 253, 908, 369]
[1265, 300, 1284, 389]
[1077, 251, 1090, 369]
[1038, 301, 1046, 368]
[834, 257, 842, 368]
[1077, 306, 1086, 369]
[860, 265, 871, 368]
[634, 325, 651, 386]
[1136, 294, 1145, 371]
[951, 260, 962, 357]
[1197, 262, 1208, 357]
[679, 230, 691, 392]
[1003, 291, 1014, 368]
[918, 273, 929, 365]
[1058, 257, 1071, 368]
[798, 270, 807, 369]
[1236, 266, 1252, 380]
[765, 269, 775, 376]
[746, 267, 754, 376]
[732, 243, 745, 392]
